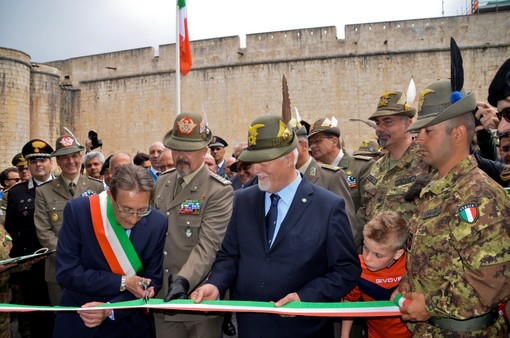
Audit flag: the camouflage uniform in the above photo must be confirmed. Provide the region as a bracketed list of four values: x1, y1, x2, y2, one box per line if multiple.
[0, 224, 13, 338]
[362, 142, 431, 225]
[404, 156, 510, 337]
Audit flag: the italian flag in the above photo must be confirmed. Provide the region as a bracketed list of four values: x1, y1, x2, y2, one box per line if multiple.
[178, 0, 192, 76]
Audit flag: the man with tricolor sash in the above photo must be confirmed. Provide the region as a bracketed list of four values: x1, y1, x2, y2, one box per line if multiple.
[53, 164, 167, 337]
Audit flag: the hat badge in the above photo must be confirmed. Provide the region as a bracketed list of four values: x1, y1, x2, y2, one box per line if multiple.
[418, 88, 435, 112]
[32, 140, 46, 153]
[60, 136, 75, 148]
[277, 121, 291, 140]
[177, 117, 197, 135]
[248, 123, 265, 146]
[378, 91, 396, 108]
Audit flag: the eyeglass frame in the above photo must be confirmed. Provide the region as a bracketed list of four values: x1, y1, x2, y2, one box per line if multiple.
[308, 136, 335, 145]
[111, 197, 151, 218]
[496, 107, 510, 123]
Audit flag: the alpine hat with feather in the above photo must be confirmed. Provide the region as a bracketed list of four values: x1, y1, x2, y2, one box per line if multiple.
[408, 38, 477, 132]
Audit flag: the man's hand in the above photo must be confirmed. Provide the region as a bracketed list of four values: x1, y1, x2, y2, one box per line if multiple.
[164, 275, 190, 302]
[125, 276, 152, 299]
[400, 292, 431, 322]
[476, 102, 499, 131]
[78, 302, 112, 328]
[274, 292, 300, 307]
[190, 284, 220, 303]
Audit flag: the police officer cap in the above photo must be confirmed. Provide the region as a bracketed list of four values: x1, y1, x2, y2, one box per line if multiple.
[488, 58, 510, 107]
[238, 115, 297, 163]
[163, 113, 212, 151]
[51, 135, 86, 157]
[209, 136, 228, 148]
[22, 139, 54, 160]
[369, 91, 416, 120]
[11, 153, 27, 167]
[308, 117, 341, 138]
[408, 80, 476, 132]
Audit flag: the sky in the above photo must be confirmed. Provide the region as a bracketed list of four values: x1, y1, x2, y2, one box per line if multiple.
[0, 0, 473, 63]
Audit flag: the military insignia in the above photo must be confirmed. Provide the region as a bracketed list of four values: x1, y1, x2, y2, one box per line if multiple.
[421, 207, 440, 219]
[277, 121, 292, 140]
[367, 174, 377, 185]
[347, 175, 357, 188]
[32, 140, 47, 153]
[81, 189, 96, 197]
[395, 176, 416, 186]
[418, 89, 434, 112]
[309, 167, 317, 176]
[377, 91, 396, 108]
[180, 199, 201, 215]
[458, 203, 479, 223]
[51, 213, 59, 222]
[200, 195, 205, 200]
[59, 136, 75, 148]
[177, 117, 197, 135]
[185, 226, 192, 238]
[248, 123, 265, 146]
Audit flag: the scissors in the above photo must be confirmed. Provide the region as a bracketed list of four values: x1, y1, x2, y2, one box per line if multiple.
[138, 278, 150, 304]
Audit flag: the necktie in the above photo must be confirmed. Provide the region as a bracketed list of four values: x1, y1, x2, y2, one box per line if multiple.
[265, 194, 280, 248]
[69, 182, 76, 196]
[174, 176, 185, 198]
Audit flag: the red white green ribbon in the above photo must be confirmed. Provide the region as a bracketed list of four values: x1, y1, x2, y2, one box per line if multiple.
[89, 192, 143, 276]
[0, 299, 401, 317]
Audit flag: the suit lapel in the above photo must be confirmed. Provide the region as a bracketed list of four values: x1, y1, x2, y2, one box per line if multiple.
[52, 176, 72, 200]
[270, 180, 314, 250]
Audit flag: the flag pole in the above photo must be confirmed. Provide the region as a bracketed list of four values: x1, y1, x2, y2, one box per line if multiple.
[175, 1, 181, 116]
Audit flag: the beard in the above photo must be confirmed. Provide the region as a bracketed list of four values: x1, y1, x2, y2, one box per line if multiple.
[176, 159, 191, 176]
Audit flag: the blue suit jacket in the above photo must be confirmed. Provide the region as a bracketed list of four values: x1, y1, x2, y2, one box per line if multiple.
[208, 179, 361, 338]
[53, 196, 168, 338]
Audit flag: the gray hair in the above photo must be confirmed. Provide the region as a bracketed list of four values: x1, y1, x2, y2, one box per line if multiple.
[84, 151, 105, 165]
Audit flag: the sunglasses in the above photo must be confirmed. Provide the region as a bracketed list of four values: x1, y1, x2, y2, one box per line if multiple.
[7, 178, 21, 182]
[496, 107, 510, 123]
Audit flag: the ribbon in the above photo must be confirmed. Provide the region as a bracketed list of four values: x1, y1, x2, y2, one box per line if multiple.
[0, 299, 401, 317]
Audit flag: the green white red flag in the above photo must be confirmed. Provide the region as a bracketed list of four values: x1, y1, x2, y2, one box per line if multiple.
[178, 0, 192, 75]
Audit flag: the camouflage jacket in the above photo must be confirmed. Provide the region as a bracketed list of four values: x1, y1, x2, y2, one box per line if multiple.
[363, 142, 431, 224]
[404, 155, 510, 337]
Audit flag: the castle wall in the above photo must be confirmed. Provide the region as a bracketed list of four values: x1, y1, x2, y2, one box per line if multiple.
[1, 11, 509, 167]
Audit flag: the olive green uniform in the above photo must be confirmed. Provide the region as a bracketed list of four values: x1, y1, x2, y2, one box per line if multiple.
[404, 156, 510, 337]
[34, 174, 104, 305]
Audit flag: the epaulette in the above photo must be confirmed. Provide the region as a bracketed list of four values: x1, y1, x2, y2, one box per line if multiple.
[159, 167, 177, 176]
[353, 155, 374, 161]
[319, 163, 341, 172]
[87, 176, 104, 183]
[210, 172, 232, 185]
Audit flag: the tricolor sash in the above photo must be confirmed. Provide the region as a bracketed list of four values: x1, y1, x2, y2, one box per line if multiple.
[89, 191, 143, 276]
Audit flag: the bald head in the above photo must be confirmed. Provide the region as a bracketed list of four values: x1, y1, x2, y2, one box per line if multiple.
[110, 153, 132, 174]
[149, 142, 165, 170]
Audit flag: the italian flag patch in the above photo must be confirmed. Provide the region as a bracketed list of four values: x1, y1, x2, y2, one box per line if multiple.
[458, 203, 479, 223]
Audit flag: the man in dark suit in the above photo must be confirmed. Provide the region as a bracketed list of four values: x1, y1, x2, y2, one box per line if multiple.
[53, 164, 168, 337]
[34, 134, 104, 305]
[5, 139, 56, 337]
[191, 115, 360, 338]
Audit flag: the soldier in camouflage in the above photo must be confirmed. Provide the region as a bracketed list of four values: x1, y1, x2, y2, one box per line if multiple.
[397, 80, 510, 337]
[360, 91, 432, 249]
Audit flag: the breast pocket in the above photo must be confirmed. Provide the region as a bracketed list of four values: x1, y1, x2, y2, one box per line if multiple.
[177, 217, 201, 247]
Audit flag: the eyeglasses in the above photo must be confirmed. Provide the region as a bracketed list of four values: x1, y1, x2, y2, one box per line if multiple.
[6, 178, 21, 182]
[113, 198, 151, 218]
[496, 107, 510, 123]
[309, 136, 334, 145]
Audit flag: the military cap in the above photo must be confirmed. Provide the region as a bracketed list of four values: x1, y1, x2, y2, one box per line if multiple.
[51, 134, 86, 157]
[308, 117, 341, 138]
[408, 80, 476, 132]
[11, 153, 27, 167]
[369, 91, 416, 120]
[100, 154, 112, 176]
[353, 140, 382, 157]
[488, 58, 510, 107]
[22, 139, 54, 160]
[208, 136, 228, 148]
[163, 113, 212, 151]
[238, 115, 297, 163]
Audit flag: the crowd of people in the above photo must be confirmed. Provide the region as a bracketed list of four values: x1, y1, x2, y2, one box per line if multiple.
[0, 56, 509, 338]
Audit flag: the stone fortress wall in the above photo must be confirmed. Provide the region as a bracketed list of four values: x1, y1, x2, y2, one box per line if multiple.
[1, 11, 509, 168]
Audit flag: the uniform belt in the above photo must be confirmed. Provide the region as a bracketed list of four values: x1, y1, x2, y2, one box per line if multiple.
[428, 309, 499, 332]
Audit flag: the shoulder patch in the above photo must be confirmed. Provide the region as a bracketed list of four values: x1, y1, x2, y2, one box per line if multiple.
[159, 167, 176, 176]
[211, 173, 232, 185]
[319, 163, 341, 172]
[353, 155, 374, 161]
